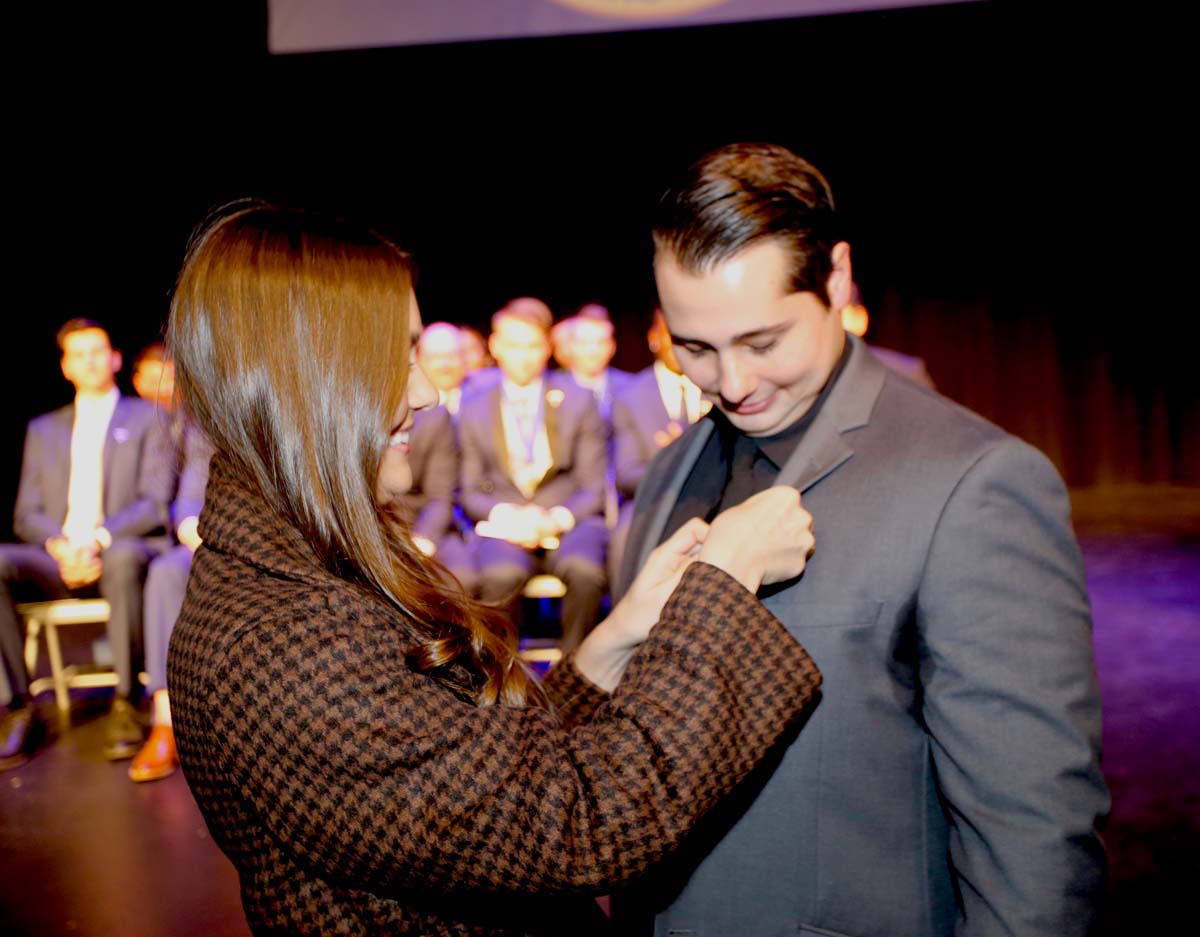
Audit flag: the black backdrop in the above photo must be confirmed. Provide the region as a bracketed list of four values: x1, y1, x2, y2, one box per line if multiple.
[4, 1, 1193, 538]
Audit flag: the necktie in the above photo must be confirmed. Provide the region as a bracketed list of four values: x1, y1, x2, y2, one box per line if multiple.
[716, 435, 762, 515]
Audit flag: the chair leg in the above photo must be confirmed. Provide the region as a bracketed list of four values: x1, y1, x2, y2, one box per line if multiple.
[44, 622, 71, 717]
[24, 615, 42, 675]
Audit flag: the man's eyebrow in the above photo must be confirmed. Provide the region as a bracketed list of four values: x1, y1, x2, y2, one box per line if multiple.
[670, 323, 789, 347]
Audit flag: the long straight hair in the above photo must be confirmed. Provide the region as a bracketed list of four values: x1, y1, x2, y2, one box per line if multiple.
[168, 201, 542, 707]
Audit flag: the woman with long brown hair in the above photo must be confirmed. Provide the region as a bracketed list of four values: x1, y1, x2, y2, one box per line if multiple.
[166, 201, 821, 935]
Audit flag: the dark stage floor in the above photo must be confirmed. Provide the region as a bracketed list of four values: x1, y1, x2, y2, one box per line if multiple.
[2, 492, 1197, 936]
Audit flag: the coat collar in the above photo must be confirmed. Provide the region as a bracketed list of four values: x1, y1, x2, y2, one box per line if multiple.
[198, 453, 336, 589]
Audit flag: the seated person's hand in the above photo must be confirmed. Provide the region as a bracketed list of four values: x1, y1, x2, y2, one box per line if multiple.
[60, 558, 102, 589]
[412, 534, 437, 557]
[481, 503, 545, 550]
[176, 516, 203, 552]
[52, 536, 102, 588]
[698, 486, 815, 593]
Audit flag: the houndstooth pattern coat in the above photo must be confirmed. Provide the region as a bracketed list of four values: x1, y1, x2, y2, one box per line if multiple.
[168, 455, 821, 935]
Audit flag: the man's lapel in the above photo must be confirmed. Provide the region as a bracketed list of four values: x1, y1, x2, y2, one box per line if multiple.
[102, 396, 133, 510]
[488, 387, 512, 482]
[543, 383, 563, 480]
[775, 335, 885, 493]
[49, 405, 75, 505]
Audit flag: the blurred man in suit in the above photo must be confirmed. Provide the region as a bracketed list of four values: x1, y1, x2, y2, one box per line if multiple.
[555, 304, 634, 428]
[0, 320, 173, 767]
[416, 322, 469, 419]
[131, 340, 177, 412]
[458, 298, 608, 651]
[394, 405, 477, 594]
[616, 143, 1108, 936]
[608, 310, 707, 581]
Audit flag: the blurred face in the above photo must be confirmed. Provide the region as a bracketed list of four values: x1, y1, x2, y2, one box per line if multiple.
[376, 294, 438, 505]
[655, 240, 849, 438]
[568, 319, 616, 379]
[132, 359, 176, 410]
[416, 324, 466, 393]
[489, 315, 551, 387]
[61, 328, 121, 396]
[460, 329, 488, 371]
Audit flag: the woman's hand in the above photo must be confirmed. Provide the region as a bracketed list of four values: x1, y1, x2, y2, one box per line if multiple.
[698, 486, 815, 594]
[574, 518, 708, 692]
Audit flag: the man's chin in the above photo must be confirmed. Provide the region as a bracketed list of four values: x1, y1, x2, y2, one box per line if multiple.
[720, 403, 799, 438]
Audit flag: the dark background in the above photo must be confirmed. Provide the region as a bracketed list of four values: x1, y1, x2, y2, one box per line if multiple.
[4, 1, 1193, 539]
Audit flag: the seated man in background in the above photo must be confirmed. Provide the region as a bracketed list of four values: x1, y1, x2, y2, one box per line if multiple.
[557, 304, 634, 530]
[394, 405, 477, 595]
[458, 298, 608, 652]
[415, 322, 469, 419]
[609, 310, 708, 581]
[556, 304, 633, 429]
[131, 340, 177, 411]
[0, 319, 173, 767]
[128, 418, 213, 782]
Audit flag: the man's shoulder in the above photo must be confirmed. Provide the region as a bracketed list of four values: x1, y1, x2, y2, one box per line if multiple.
[27, 402, 74, 432]
[608, 367, 636, 391]
[547, 371, 599, 411]
[862, 372, 1059, 491]
[615, 366, 658, 403]
[113, 393, 160, 423]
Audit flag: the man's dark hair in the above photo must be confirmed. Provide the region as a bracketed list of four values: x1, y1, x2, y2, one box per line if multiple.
[652, 142, 838, 306]
[55, 318, 109, 352]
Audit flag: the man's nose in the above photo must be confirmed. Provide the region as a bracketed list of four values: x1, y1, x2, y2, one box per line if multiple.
[719, 353, 754, 404]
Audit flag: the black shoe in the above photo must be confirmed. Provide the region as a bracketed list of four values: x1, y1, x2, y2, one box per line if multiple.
[0, 707, 45, 770]
[102, 697, 145, 761]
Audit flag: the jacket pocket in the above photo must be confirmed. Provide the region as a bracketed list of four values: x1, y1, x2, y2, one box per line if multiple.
[764, 597, 884, 631]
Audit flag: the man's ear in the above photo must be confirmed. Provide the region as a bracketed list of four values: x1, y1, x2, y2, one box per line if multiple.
[111, 350, 123, 376]
[826, 241, 853, 312]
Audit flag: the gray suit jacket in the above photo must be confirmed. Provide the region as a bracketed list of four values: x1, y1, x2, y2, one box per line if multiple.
[458, 375, 607, 524]
[14, 396, 174, 545]
[617, 336, 1108, 937]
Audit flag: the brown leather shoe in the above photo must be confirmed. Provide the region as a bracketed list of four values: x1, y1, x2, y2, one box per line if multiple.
[128, 725, 178, 782]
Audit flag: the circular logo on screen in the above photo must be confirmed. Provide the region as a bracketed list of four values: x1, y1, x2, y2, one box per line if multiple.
[550, 0, 729, 19]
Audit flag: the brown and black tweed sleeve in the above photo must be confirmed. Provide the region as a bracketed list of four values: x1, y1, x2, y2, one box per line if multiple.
[540, 652, 611, 730]
[206, 560, 820, 902]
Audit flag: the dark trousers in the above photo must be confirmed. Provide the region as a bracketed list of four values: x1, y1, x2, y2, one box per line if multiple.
[0, 539, 159, 702]
[476, 517, 608, 653]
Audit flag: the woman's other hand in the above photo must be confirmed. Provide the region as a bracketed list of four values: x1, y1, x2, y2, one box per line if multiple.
[574, 518, 708, 692]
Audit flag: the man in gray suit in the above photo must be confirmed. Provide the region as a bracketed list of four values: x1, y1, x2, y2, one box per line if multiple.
[615, 144, 1108, 936]
[0, 319, 173, 766]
